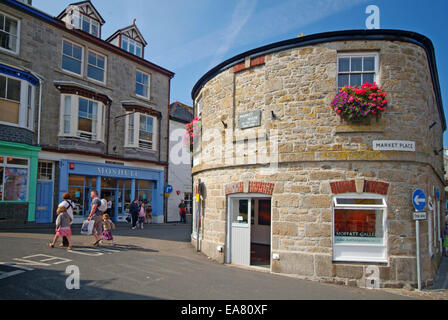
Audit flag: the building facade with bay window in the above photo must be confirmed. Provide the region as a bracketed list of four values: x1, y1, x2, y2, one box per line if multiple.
[0, 0, 173, 224]
[190, 30, 446, 289]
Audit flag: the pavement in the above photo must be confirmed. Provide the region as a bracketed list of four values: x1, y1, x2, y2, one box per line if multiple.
[0, 222, 446, 300]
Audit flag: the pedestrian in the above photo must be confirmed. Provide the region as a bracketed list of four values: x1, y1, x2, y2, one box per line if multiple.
[59, 193, 74, 247]
[178, 200, 187, 224]
[107, 197, 113, 217]
[87, 190, 103, 246]
[129, 199, 139, 230]
[443, 227, 448, 257]
[48, 206, 73, 250]
[101, 213, 116, 246]
[146, 204, 153, 224]
[138, 202, 146, 229]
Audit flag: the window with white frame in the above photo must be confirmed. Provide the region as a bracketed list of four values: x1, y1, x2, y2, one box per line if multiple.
[125, 112, 158, 151]
[332, 194, 387, 263]
[72, 13, 100, 38]
[37, 161, 53, 181]
[0, 74, 35, 129]
[0, 156, 29, 201]
[0, 12, 19, 54]
[136, 70, 149, 98]
[87, 50, 106, 83]
[62, 40, 83, 75]
[337, 53, 378, 88]
[59, 94, 106, 142]
[121, 35, 142, 58]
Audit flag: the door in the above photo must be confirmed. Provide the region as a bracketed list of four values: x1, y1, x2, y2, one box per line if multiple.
[230, 198, 251, 266]
[36, 181, 53, 224]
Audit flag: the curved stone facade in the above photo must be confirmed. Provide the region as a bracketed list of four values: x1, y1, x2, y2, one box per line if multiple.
[191, 31, 446, 289]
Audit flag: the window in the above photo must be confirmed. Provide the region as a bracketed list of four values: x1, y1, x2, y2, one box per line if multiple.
[137, 180, 152, 203]
[0, 13, 19, 53]
[136, 70, 149, 98]
[60, 94, 105, 142]
[73, 13, 100, 37]
[125, 112, 158, 151]
[0, 74, 35, 129]
[0, 156, 29, 201]
[78, 97, 98, 139]
[62, 40, 83, 75]
[121, 35, 143, 57]
[37, 161, 53, 181]
[184, 193, 192, 215]
[337, 53, 378, 88]
[332, 194, 387, 263]
[87, 50, 106, 83]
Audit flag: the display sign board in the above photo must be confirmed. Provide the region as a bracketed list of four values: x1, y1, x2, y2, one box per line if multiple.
[238, 110, 261, 129]
[412, 189, 426, 212]
[413, 212, 427, 220]
[373, 140, 415, 152]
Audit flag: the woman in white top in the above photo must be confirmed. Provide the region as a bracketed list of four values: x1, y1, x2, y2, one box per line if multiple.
[59, 193, 74, 224]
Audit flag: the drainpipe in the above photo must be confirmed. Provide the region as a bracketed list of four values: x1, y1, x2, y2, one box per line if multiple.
[28, 71, 45, 145]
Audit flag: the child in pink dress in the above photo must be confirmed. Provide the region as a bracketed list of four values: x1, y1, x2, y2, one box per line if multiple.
[101, 214, 116, 245]
[48, 206, 73, 250]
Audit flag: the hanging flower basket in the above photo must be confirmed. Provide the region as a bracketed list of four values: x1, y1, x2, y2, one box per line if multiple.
[331, 82, 388, 121]
[184, 117, 201, 152]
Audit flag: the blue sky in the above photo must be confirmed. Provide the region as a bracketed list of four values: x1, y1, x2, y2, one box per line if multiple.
[35, 0, 448, 145]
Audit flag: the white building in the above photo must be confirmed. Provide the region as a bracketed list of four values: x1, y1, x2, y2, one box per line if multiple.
[167, 102, 193, 223]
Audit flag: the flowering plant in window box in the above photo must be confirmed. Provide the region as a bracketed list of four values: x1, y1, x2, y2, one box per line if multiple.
[184, 117, 201, 152]
[331, 82, 388, 121]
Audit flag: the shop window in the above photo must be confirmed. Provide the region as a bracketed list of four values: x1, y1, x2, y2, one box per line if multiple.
[87, 50, 106, 83]
[136, 70, 149, 98]
[0, 156, 29, 201]
[337, 53, 378, 89]
[60, 94, 106, 142]
[184, 193, 192, 215]
[62, 39, 83, 75]
[332, 194, 387, 263]
[125, 112, 158, 151]
[0, 12, 19, 54]
[137, 180, 152, 203]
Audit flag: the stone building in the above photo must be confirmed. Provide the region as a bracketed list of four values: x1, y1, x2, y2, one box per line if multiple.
[0, 0, 174, 224]
[190, 29, 446, 289]
[167, 101, 193, 223]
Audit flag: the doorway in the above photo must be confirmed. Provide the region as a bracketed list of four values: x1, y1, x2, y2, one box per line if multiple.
[226, 196, 271, 268]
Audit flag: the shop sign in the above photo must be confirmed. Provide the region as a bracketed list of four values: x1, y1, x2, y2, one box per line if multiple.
[372, 140, 415, 152]
[238, 110, 261, 129]
[97, 167, 138, 178]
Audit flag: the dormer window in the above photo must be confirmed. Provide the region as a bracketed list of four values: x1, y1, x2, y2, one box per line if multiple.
[58, 1, 105, 38]
[121, 35, 142, 58]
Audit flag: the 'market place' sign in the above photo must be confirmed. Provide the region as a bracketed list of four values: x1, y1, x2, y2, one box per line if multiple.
[372, 140, 415, 152]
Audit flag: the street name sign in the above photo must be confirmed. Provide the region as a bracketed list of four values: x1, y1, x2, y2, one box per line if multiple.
[238, 110, 261, 129]
[412, 189, 426, 212]
[372, 140, 415, 152]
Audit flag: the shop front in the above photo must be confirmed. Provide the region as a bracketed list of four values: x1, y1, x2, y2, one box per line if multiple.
[59, 160, 164, 224]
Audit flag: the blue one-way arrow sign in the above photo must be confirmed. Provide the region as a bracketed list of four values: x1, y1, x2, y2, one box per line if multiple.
[412, 189, 426, 212]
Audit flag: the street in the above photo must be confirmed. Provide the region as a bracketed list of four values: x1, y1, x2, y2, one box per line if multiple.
[0, 223, 428, 300]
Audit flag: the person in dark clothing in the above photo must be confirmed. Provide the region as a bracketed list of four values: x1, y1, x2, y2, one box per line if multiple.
[129, 199, 140, 229]
[179, 200, 187, 224]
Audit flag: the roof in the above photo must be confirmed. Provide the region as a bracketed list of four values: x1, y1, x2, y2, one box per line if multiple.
[3, 0, 174, 78]
[191, 29, 446, 131]
[56, 0, 106, 25]
[169, 101, 193, 124]
[105, 24, 148, 46]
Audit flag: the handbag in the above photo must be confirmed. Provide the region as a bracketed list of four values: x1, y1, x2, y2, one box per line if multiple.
[80, 220, 94, 235]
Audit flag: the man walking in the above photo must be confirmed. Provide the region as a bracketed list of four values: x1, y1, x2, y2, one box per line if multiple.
[87, 190, 102, 246]
[129, 199, 140, 230]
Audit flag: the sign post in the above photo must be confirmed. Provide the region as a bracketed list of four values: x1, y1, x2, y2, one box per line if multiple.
[412, 189, 427, 291]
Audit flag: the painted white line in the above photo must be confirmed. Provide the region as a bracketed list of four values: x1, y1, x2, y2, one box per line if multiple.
[13, 254, 72, 266]
[68, 248, 104, 256]
[0, 270, 25, 280]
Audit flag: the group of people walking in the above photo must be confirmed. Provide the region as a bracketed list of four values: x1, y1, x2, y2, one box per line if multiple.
[47, 190, 116, 250]
[128, 199, 152, 230]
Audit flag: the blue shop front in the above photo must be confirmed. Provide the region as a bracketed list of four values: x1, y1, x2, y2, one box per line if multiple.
[59, 160, 164, 224]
